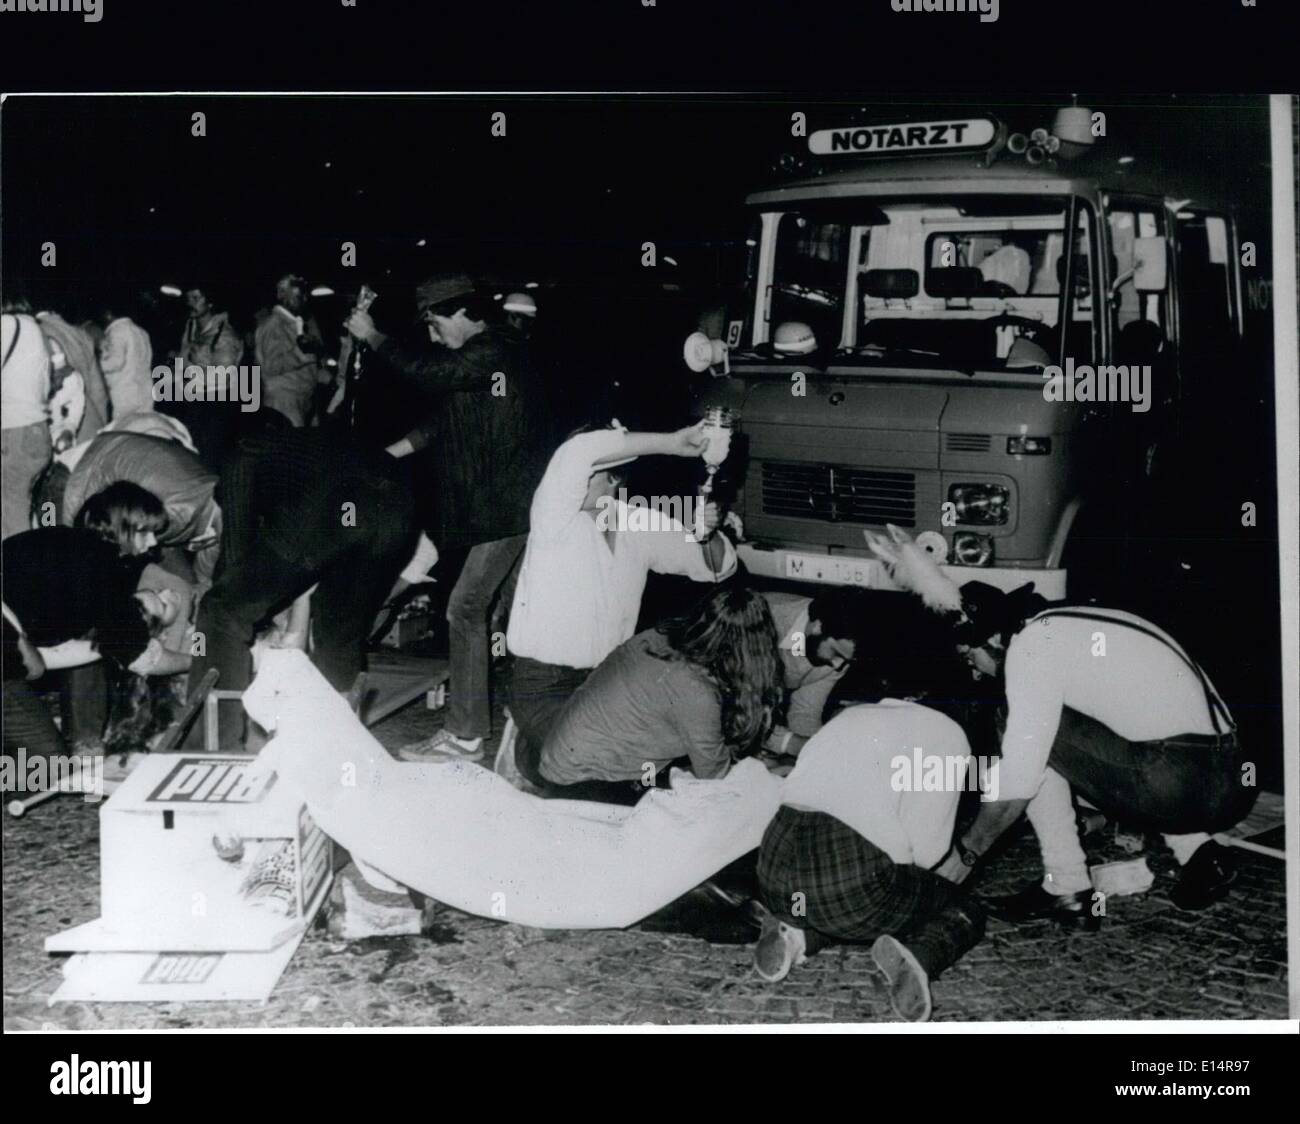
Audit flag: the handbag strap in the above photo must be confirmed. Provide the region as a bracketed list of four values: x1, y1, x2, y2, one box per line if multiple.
[1030, 608, 1234, 736]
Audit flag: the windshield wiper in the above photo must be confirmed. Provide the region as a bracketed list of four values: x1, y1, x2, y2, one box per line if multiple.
[842, 346, 976, 378]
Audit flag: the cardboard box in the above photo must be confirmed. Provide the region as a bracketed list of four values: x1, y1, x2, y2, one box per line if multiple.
[46, 754, 332, 1003]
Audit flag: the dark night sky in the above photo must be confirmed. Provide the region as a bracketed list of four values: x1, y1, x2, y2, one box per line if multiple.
[1, 94, 1274, 326]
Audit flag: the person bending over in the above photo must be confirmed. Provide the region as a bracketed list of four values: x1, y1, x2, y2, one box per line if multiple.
[186, 417, 416, 750]
[866, 525, 1253, 925]
[527, 584, 781, 804]
[2, 527, 188, 769]
[752, 701, 986, 1022]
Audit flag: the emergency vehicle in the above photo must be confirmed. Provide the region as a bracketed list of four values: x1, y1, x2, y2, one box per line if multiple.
[690, 106, 1273, 602]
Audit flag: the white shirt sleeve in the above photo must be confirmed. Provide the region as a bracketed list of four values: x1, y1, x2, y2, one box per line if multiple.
[997, 625, 1068, 801]
[36, 639, 102, 670]
[636, 520, 737, 583]
[529, 430, 631, 545]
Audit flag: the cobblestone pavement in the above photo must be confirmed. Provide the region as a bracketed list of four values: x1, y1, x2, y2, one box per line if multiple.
[3, 666, 1290, 1029]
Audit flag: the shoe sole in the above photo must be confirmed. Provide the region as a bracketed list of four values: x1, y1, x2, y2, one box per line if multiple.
[871, 935, 933, 1022]
[398, 745, 485, 764]
[753, 913, 796, 983]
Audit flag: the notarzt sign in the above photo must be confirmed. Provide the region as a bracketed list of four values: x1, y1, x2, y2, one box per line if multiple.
[809, 118, 997, 156]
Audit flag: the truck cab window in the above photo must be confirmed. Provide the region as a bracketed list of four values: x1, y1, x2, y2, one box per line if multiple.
[771, 213, 849, 352]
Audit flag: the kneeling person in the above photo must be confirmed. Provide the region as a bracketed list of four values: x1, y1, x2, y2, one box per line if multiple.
[754, 701, 985, 1022]
[529, 585, 781, 804]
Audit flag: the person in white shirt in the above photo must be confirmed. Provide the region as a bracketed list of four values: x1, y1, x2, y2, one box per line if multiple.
[501, 420, 737, 776]
[751, 701, 985, 1022]
[935, 588, 1250, 924]
[864, 527, 1252, 926]
[95, 305, 155, 420]
[2, 310, 53, 540]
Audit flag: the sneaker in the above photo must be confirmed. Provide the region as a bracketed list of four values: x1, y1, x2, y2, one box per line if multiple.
[871, 935, 933, 1022]
[398, 728, 485, 763]
[752, 904, 807, 983]
[1170, 840, 1237, 911]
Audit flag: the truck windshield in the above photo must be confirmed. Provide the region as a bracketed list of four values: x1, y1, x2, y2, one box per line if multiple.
[766, 195, 1096, 370]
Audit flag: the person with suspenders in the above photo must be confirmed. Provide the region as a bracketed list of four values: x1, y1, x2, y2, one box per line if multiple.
[865, 526, 1254, 929]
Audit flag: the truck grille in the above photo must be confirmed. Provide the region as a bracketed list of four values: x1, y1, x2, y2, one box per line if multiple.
[944, 433, 992, 452]
[760, 461, 917, 527]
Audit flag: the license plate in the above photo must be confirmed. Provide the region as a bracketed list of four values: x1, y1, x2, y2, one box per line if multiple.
[783, 552, 880, 586]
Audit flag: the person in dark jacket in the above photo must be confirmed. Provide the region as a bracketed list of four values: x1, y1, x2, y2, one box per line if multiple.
[345, 273, 550, 760]
[185, 416, 417, 750]
[2, 527, 182, 765]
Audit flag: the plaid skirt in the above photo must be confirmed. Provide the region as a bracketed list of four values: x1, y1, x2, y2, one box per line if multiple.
[757, 805, 959, 943]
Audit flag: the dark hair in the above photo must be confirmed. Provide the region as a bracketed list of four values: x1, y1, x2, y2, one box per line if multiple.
[77, 481, 168, 554]
[89, 594, 160, 671]
[657, 584, 783, 755]
[426, 294, 493, 323]
[808, 587, 872, 647]
[954, 581, 1049, 649]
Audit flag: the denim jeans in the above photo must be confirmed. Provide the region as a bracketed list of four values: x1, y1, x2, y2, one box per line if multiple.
[3, 676, 68, 761]
[187, 481, 415, 749]
[1047, 705, 1253, 834]
[509, 656, 592, 786]
[445, 534, 529, 740]
[1027, 706, 1255, 893]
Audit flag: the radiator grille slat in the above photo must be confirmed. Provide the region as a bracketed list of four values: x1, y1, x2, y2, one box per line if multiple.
[760, 461, 917, 527]
[944, 433, 993, 452]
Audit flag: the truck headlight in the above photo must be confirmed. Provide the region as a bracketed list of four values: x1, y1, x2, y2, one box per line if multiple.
[953, 532, 994, 567]
[948, 483, 1010, 526]
[1007, 436, 1051, 455]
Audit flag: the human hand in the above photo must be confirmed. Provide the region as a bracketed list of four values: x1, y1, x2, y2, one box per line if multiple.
[934, 847, 973, 885]
[345, 310, 378, 343]
[671, 420, 709, 457]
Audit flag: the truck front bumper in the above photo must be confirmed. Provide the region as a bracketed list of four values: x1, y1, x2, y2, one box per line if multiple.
[737, 543, 1067, 600]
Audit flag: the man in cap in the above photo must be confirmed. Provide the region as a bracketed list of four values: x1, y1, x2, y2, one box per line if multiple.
[864, 527, 1254, 926]
[501, 291, 537, 339]
[255, 273, 333, 428]
[345, 273, 550, 761]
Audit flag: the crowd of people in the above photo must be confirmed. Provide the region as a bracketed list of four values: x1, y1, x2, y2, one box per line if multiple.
[1, 269, 1255, 1021]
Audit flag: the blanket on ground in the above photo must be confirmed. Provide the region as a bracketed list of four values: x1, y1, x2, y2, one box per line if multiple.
[245, 650, 784, 929]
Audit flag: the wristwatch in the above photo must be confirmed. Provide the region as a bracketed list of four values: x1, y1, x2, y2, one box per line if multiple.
[954, 838, 981, 867]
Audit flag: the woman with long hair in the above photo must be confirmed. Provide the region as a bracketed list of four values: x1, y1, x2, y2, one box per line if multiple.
[527, 583, 783, 804]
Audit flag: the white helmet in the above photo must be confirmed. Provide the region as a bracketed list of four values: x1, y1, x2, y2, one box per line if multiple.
[502, 292, 537, 317]
[773, 320, 817, 355]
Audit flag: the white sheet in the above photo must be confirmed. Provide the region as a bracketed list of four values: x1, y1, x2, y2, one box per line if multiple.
[245, 650, 784, 929]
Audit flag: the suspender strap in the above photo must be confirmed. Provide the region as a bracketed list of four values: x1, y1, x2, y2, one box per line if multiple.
[2, 318, 21, 368]
[1030, 608, 1234, 736]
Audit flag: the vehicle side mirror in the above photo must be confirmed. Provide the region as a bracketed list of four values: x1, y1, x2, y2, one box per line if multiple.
[1133, 236, 1168, 292]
